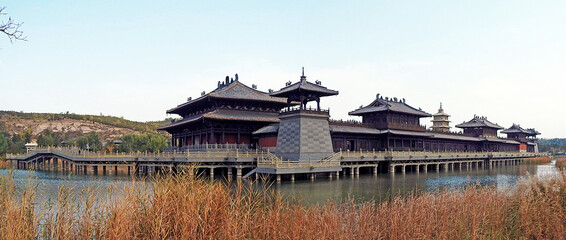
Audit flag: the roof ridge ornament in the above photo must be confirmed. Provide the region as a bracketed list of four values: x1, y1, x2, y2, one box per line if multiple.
[300, 67, 306, 83]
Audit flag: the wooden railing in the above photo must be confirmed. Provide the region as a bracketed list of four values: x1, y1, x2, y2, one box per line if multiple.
[338, 149, 545, 159]
[7, 147, 546, 168]
[256, 152, 341, 169]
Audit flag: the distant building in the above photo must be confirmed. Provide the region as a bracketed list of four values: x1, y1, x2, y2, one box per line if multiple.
[501, 124, 540, 152]
[431, 103, 451, 133]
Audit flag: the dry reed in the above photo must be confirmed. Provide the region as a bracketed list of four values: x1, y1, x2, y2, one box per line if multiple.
[0, 159, 11, 169]
[1, 170, 566, 239]
[555, 157, 566, 169]
[523, 156, 552, 164]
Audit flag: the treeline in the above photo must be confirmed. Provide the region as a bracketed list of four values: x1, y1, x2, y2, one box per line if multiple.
[0, 111, 173, 132]
[538, 138, 566, 153]
[0, 120, 32, 155]
[0, 128, 169, 155]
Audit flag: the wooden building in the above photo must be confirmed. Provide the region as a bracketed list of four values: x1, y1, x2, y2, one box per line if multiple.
[159, 75, 288, 149]
[501, 124, 540, 152]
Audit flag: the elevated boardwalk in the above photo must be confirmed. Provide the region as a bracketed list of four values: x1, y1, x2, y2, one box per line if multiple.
[6, 148, 547, 181]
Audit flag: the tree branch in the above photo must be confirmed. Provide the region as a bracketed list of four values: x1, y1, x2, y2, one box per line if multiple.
[0, 6, 27, 43]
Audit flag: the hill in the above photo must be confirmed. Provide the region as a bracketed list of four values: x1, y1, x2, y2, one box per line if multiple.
[0, 111, 172, 142]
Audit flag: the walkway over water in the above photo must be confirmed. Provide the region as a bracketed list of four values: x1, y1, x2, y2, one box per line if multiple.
[6, 147, 547, 181]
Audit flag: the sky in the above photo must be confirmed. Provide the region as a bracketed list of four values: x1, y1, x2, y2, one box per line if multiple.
[0, 1, 565, 138]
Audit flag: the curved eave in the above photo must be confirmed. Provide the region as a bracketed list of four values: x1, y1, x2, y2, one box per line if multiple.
[349, 108, 431, 118]
[270, 81, 339, 98]
[166, 95, 289, 115]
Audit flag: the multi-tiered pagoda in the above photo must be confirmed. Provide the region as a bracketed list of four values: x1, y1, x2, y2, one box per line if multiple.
[431, 103, 451, 133]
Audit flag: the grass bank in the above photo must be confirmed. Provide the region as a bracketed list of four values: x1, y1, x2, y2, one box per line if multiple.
[1, 171, 565, 239]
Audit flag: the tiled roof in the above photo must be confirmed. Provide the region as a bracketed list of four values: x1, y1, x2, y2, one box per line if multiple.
[455, 116, 503, 129]
[481, 137, 520, 144]
[329, 125, 382, 135]
[431, 133, 481, 142]
[501, 124, 540, 136]
[167, 81, 288, 114]
[253, 124, 279, 135]
[159, 109, 280, 131]
[158, 114, 205, 130]
[270, 76, 338, 97]
[206, 109, 280, 122]
[383, 129, 434, 137]
[349, 97, 431, 117]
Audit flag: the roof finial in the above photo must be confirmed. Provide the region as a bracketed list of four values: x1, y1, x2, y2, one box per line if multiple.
[440, 102, 443, 109]
[300, 67, 307, 82]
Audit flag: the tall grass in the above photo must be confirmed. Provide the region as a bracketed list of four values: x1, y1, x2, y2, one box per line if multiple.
[523, 156, 551, 164]
[1, 171, 566, 239]
[0, 160, 11, 169]
[555, 157, 566, 169]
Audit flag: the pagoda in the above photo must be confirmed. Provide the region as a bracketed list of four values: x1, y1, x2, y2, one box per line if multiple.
[430, 103, 451, 132]
[269, 68, 338, 161]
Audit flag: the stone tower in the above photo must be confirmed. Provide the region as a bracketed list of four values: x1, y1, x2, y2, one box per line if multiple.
[269, 68, 339, 161]
[431, 103, 451, 132]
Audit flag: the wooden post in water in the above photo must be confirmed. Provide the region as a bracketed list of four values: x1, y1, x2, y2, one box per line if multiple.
[236, 168, 242, 179]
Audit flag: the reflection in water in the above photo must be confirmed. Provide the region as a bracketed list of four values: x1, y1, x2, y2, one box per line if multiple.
[275, 162, 557, 204]
[0, 161, 559, 205]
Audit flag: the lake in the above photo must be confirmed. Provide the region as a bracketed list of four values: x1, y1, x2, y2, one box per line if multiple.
[0, 160, 558, 205]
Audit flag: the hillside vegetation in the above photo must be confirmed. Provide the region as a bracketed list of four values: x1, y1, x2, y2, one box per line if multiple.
[0, 111, 171, 133]
[0, 111, 174, 154]
[538, 138, 566, 153]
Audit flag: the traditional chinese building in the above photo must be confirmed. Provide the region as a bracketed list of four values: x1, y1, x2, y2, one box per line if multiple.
[158, 74, 289, 149]
[161, 70, 539, 154]
[501, 124, 540, 152]
[456, 116, 503, 138]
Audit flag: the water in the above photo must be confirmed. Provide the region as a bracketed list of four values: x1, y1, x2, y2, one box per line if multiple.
[274, 161, 559, 204]
[0, 161, 559, 205]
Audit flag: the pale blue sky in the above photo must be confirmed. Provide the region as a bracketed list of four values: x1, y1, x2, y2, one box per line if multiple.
[1, 1, 565, 137]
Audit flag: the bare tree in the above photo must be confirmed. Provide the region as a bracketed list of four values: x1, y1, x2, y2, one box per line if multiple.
[0, 6, 26, 42]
